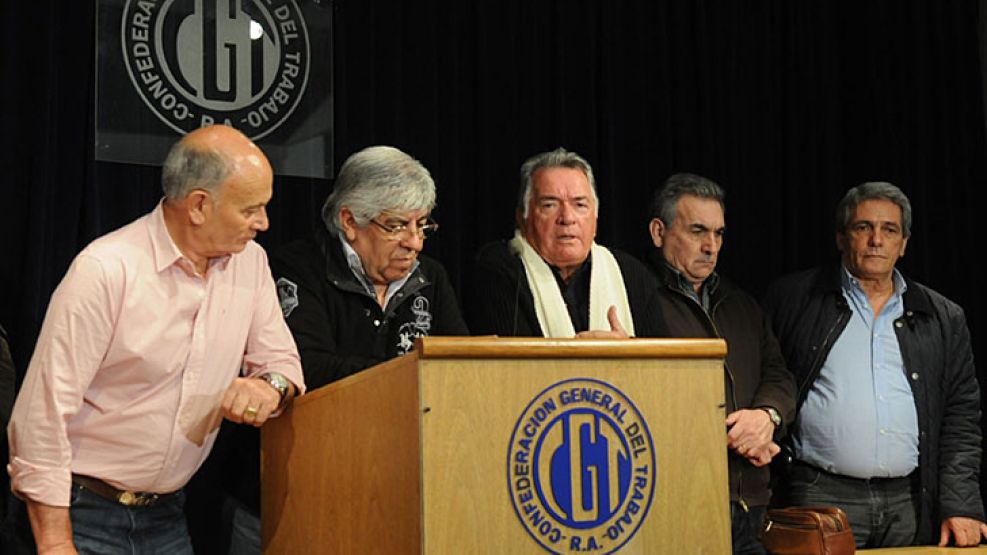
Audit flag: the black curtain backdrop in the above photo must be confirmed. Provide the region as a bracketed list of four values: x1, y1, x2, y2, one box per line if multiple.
[2, 0, 986, 541]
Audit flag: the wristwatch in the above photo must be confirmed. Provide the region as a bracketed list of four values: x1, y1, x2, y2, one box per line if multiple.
[761, 406, 782, 428]
[260, 372, 291, 407]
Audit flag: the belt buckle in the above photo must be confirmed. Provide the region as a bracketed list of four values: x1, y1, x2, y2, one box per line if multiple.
[117, 491, 159, 507]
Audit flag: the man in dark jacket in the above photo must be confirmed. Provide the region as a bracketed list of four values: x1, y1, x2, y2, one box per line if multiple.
[762, 181, 986, 548]
[646, 173, 795, 555]
[468, 147, 666, 338]
[271, 145, 468, 387]
[211, 146, 468, 554]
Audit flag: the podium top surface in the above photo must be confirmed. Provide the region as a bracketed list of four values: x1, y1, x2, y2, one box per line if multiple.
[414, 336, 727, 359]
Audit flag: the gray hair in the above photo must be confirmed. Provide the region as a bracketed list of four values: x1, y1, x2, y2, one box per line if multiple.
[516, 147, 599, 219]
[161, 141, 230, 200]
[835, 181, 912, 238]
[649, 172, 726, 225]
[322, 146, 437, 233]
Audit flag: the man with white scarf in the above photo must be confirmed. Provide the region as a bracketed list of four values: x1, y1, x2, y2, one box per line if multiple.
[468, 148, 666, 338]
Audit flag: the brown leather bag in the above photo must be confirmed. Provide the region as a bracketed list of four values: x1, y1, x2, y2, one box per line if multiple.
[759, 506, 856, 555]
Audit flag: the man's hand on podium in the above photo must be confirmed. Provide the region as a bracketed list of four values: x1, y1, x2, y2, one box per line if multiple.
[939, 516, 987, 547]
[575, 306, 629, 339]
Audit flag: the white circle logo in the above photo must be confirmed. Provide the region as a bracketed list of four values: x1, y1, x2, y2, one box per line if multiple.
[121, 0, 310, 139]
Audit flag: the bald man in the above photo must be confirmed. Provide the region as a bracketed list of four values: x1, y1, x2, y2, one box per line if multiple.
[7, 125, 305, 554]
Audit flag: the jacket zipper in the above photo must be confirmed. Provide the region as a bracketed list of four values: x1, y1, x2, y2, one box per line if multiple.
[705, 296, 750, 510]
[672, 287, 749, 509]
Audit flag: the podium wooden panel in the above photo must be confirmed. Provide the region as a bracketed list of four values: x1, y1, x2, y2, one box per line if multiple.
[262, 337, 730, 554]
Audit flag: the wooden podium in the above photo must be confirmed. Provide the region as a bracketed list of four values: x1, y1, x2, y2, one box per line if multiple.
[261, 337, 730, 554]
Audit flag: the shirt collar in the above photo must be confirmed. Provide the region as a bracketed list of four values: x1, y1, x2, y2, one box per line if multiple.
[149, 201, 185, 273]
[840, 265, 908, 297]
[149, 200, 231, 276]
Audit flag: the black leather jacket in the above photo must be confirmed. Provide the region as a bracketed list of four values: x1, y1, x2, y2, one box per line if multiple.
[762, 265, 985, 544]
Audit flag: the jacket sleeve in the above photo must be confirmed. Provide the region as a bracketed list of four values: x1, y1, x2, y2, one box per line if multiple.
[428, 262, 469, 336]
[241, 247, 305, 395]
[271, 254, 378, 390]
[760, 274, 812, 408]
[466, 243, 540, 337]
[615, 252, 669, 338]
[937, 304, 986, 522]
[751, 309, 797, 437]
[760, 278, 795, 348]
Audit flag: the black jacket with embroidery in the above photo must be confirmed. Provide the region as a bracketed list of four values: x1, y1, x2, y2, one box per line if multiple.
[762, 265, 984, 544]
[270, 231, 468, 390]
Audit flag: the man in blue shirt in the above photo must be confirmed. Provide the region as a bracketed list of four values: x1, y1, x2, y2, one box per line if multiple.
[763, 182, 986, 548]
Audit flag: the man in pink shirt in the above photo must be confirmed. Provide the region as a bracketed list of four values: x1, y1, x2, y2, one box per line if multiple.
[6, 125, 305, 554]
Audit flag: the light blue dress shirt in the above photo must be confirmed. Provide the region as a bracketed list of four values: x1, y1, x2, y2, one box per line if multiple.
[794, 267, 919, 478]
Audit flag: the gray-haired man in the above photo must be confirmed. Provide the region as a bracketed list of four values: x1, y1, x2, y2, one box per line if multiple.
[647, 173, 795, 555]
[764, 182, 986, 548]
[272, 145, 468, 388]
[214, 146, 469, 555]
[467, 147, 666, 338]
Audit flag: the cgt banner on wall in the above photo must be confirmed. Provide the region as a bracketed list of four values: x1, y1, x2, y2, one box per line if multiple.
[96, 0, 333, 179]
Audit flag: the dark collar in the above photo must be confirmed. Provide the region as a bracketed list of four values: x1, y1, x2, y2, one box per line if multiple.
[648, 250, 720, 297]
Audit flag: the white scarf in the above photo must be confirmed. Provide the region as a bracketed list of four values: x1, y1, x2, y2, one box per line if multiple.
[509, 230, 635, 337]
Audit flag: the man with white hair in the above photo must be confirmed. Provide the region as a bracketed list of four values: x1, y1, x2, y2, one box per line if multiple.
[273, 145, 468, 388]
[213, 146, 468, 554]
[468, 147, 666, 338]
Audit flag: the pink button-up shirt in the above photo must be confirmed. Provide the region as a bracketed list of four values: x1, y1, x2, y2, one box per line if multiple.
[7, 204, 305, 507]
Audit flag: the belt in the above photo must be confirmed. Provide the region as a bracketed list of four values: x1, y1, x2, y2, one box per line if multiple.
[792, 460, 917, 486]
[71, 474, 179, 508]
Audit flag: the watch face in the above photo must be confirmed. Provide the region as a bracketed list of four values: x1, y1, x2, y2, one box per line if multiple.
[763, 407, 780, 426]
[769, 409, 780, 426]
[264, 373, 289, 396]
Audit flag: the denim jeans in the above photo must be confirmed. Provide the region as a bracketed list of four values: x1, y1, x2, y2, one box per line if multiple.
[788, 461, 918, 548]
[69, 483, 194, 555]
[731, 502, 767, 555]
[223, 495, 261, 555]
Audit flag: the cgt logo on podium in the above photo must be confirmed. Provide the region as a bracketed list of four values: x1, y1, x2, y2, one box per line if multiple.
[121, 0, 310, 140]
[508, 378, 656, 554]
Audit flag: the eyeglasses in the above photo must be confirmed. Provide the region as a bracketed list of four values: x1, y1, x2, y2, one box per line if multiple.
[369, 216, 440, 240]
